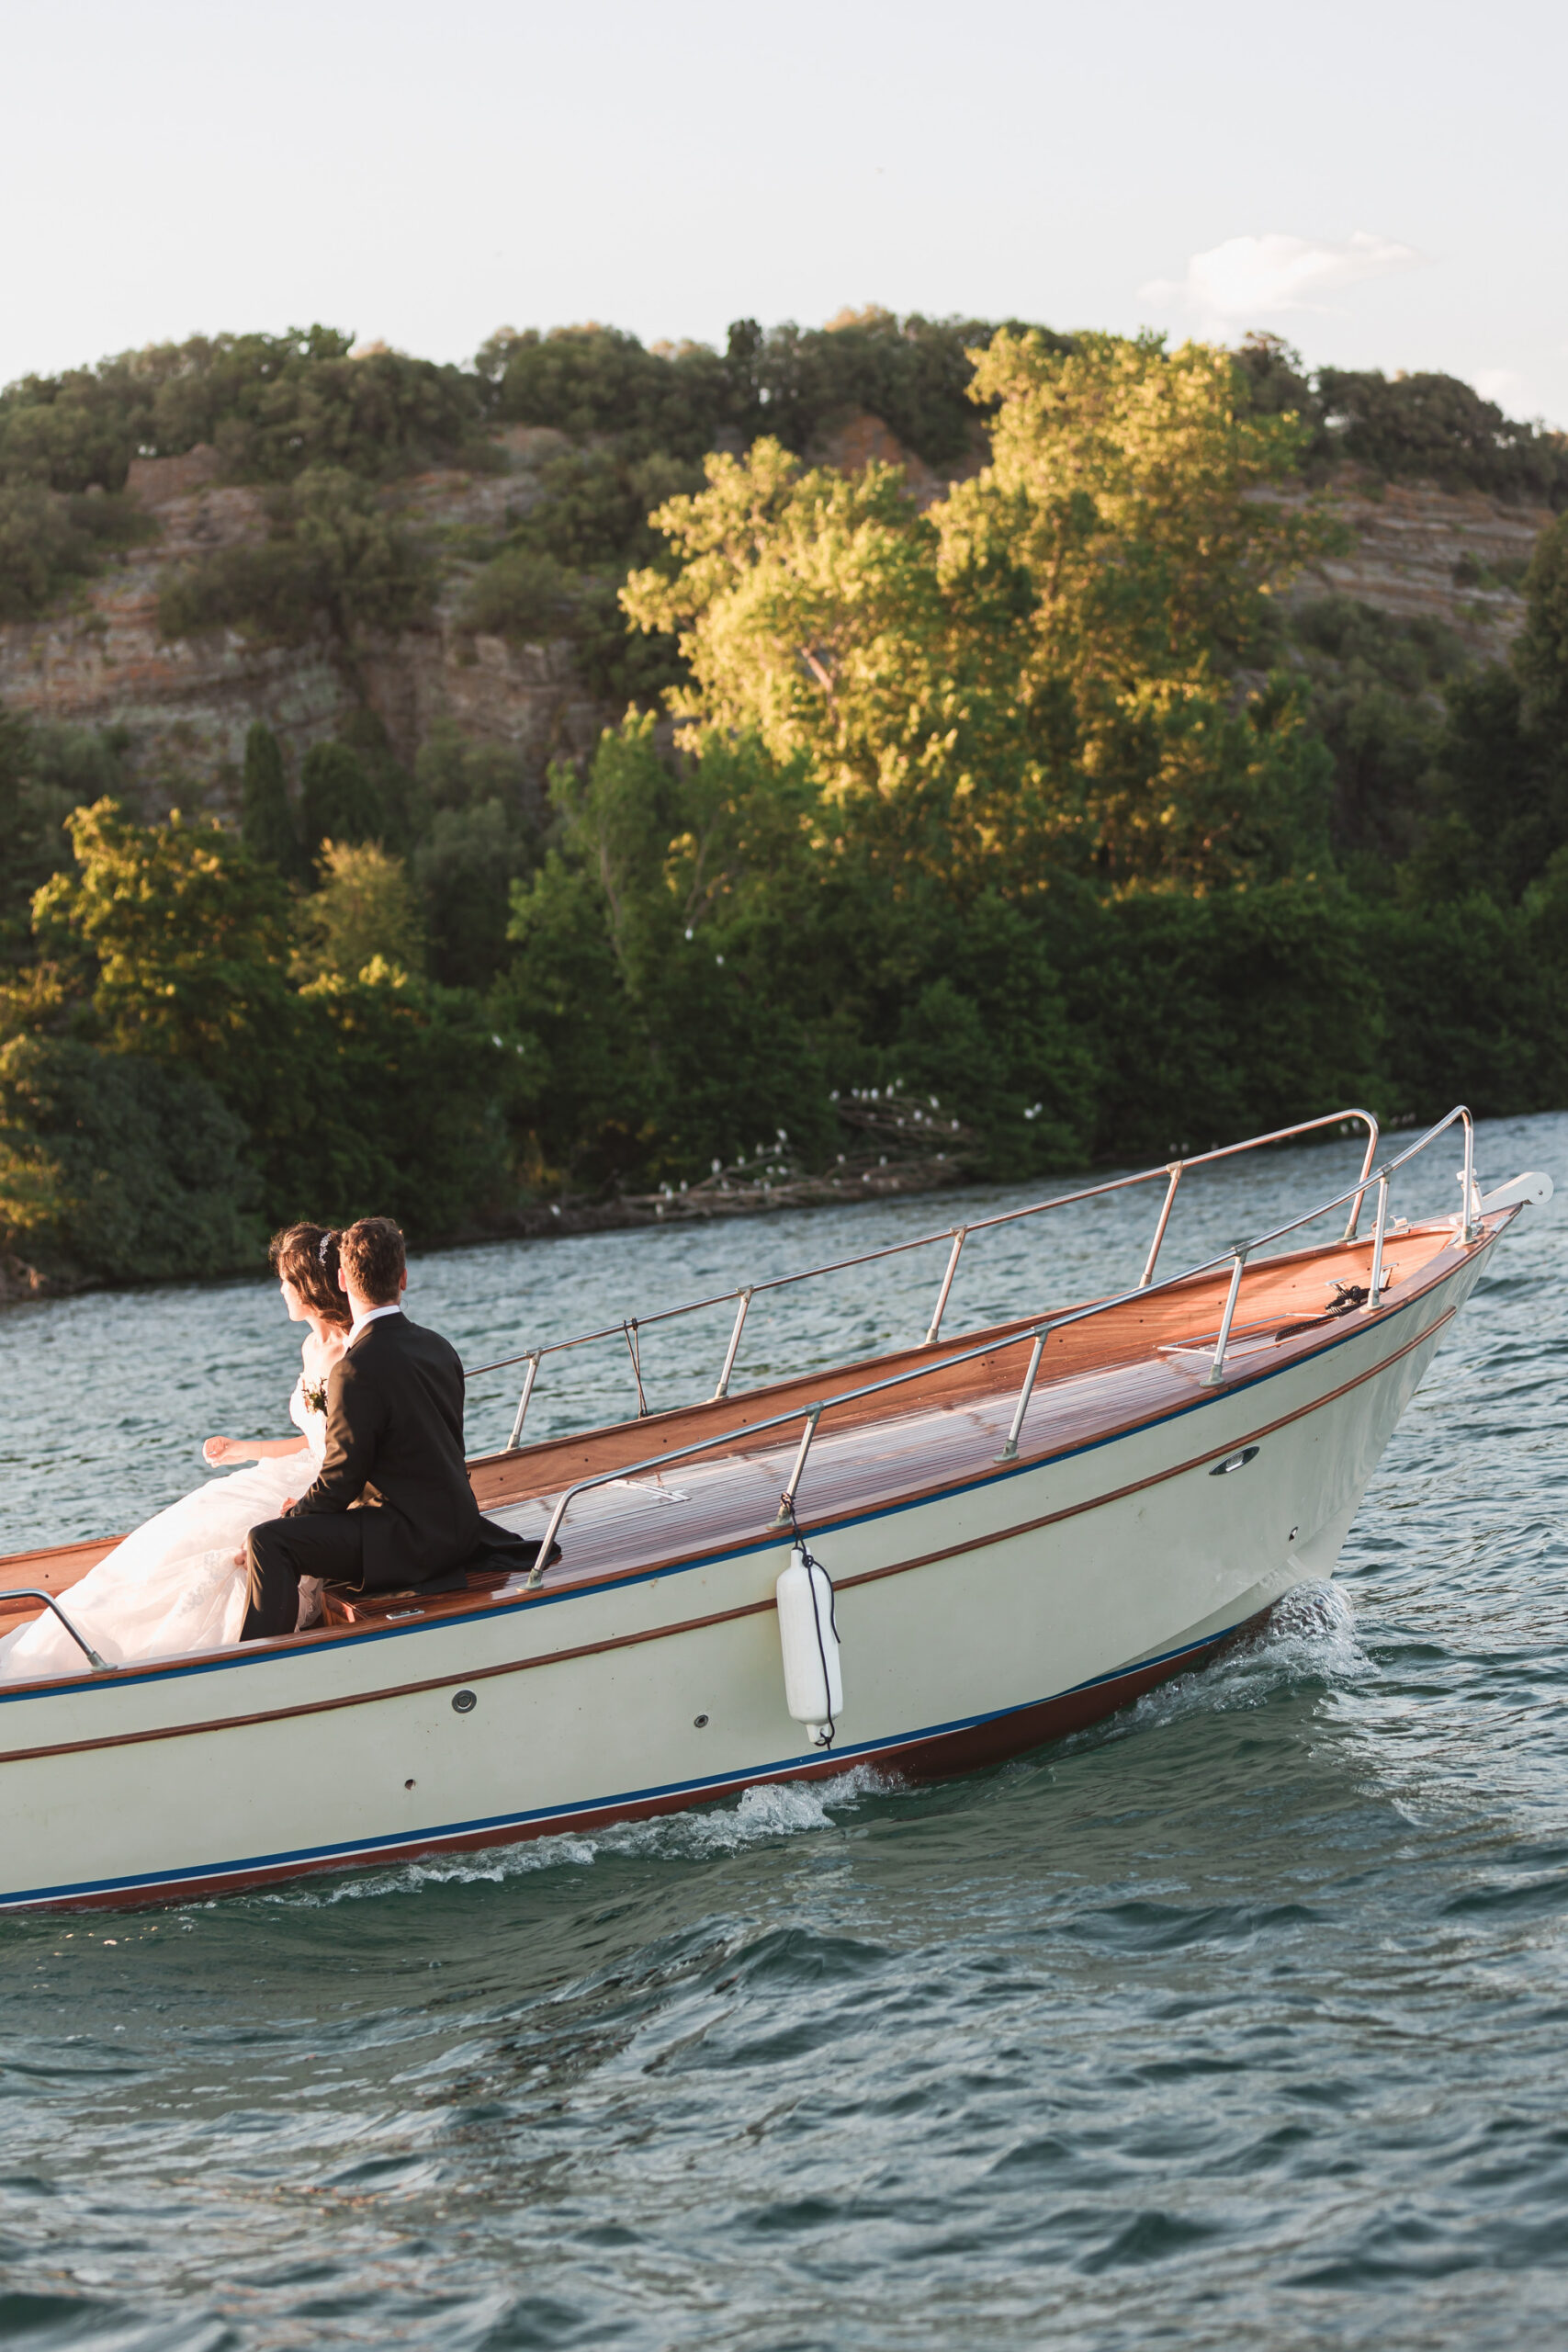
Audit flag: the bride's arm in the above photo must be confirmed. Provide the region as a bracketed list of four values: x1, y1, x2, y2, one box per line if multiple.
[204, 1434, 310, 1466]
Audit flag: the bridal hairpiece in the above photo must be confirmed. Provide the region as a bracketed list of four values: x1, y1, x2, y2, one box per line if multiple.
[318, 1232, 333, 1264]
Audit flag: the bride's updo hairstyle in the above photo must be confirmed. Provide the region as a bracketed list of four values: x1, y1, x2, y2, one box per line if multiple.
[269, 1224, 351, 1329]
[339, 1216, 406, 1306]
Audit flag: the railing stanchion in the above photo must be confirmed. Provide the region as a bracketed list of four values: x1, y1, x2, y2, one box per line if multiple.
[0, 1589, 112, 1672]
[1140, 1166, 1182, 1288]
[1341, 1114, 1381, 1242]
[528, 1492, 571, 1587]
[997, 1330, 1048, 1462]
[1205, 1248, 1249, 1385]
[1461, 1115, 1478, 1242]
[774, 1405, 824, 1524]
[506, 1353, 541, 1451]
[925, 1227, 968, 1346]
[507, 1105, 1481, 1589]
[714, 1288, 754, 1400]
[1367, 1176, 1391, 1307]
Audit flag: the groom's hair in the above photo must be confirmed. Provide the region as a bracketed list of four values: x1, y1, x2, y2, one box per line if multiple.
[340, 1216, 406, 1305]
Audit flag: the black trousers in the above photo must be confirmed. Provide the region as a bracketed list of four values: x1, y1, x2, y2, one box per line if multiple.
[243, 1513, 365, 1641]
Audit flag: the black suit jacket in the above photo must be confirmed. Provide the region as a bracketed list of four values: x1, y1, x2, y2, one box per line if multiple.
[288, 1312, 536, 1590]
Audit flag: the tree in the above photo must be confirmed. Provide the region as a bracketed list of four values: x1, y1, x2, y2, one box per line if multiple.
[0, 1033, 261, 1283]
[157, 465, 433, 650]
[1411, 514, 1568, 904]
[299, 741, 386, 859]
[626, 334, 1336, 894]
[293, 841, 425, 982]
[241, 722, 304, 877]
[1517, 514, 1568, 736]
[0, 708, 76, 961]
[32, 799, 293, 1080]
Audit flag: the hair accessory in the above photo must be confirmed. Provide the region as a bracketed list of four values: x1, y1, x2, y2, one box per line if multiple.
[318, 1232, 333, 1264]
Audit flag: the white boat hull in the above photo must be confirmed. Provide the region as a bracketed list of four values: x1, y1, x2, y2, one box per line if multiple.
[0, 1235, 1483, 1912]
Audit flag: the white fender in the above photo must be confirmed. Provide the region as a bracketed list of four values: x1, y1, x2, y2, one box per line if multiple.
[775, 1544, 843, 1746]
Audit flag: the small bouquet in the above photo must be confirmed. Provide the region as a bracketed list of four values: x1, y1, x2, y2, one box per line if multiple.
[302, 1377, 330, 1416]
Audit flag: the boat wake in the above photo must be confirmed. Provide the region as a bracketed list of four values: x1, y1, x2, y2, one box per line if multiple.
[265, 1593, 1371, 1910]
[267, 1761, 904, 1906]
[1067, 1578, 1374, 1758]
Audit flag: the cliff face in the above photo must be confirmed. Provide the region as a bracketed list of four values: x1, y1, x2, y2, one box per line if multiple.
[0, 421, 1550, 814]
[0, 424, 608, 815]
[1282, 472, 1548, 659]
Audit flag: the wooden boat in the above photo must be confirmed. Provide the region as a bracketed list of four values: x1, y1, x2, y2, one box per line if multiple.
[0, 1107, 1550, 1913]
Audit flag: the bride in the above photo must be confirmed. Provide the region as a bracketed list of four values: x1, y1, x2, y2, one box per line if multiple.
[0, 1225, 350, 1683]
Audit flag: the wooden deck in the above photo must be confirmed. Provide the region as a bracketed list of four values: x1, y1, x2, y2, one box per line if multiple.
[0, 1223, 1461, 1649]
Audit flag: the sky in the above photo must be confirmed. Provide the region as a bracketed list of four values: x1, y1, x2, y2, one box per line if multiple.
[5, 0, 1565, 424]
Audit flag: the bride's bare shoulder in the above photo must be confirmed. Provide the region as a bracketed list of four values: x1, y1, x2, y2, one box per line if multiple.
[300, 1327, 348, 1380]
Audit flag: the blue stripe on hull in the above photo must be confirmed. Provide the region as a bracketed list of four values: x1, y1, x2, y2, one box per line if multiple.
[0, 1617, 1243, 1911]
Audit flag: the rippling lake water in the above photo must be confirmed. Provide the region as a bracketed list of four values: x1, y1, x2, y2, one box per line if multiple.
[3, 1112, 1565, 2349]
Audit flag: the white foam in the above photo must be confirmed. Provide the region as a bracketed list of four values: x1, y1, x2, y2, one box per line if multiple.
[269, 1762, 899, 1905]
[1091, 1578, 1373, 1749]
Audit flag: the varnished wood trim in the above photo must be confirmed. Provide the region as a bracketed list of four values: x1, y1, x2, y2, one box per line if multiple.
[0, 1297, 1456, 1770]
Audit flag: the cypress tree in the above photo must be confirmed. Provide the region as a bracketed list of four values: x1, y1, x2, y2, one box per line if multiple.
[241, 723, 303, 877]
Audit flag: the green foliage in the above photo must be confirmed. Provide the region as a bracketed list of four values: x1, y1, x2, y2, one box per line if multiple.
[0, 1033, 261, 1284]
[1517, 514, 1568, 729]
[0, 326, 489, 493]
[497, 718, 1096, 1189]
[1288, 597, 1468, 879]
[727, 308, 1049, 469]
[0, 482, 156, 620]
[293, 841, 425, 981]
[1363, 889, 1567, 1116]
[477, 312, 1063, 474]
[627, 336, 1335, 892]
[457, 547, 567, 641]
[1393, 517, 1568, 905]
[2, 797, 518, 1270]
[404, 725, 537, 989]
[413, 801, 520, 989]
[1317, 368, 1568, 507]
[0, 708, 91, 960]
[1233, 335, 1568, 506]
[157, 465, 433, 648]
[7, 312, 1568, 1287]
[240, 722, 305, 877]
[32, 799, 294, 1080]
[477, 324, 731, 463]
[456, 446, 698, 701]
[299, 740, 387, 858]
[293, 967, 515, 1238]
[1049, 883, 1379, 1159]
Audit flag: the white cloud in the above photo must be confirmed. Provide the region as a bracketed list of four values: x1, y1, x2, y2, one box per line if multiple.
[1141, 232, 1424, 328]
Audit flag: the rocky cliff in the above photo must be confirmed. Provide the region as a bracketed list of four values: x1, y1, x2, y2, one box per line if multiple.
[0, 419, 1549, 816]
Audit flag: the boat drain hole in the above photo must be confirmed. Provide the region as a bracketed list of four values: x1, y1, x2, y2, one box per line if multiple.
[694, 1713, 709, 1729]
[404, 1778, 415, 1790]
[452, 1689, 477, 1714]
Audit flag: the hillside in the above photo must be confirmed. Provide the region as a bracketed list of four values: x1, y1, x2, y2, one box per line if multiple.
[0, 432, 1553, 811]
[1, 318, 1562, 833]
[3, 317, 1567, 1296]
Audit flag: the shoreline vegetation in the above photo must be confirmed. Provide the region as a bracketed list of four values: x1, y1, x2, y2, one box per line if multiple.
[3, 315, 1567, 1299]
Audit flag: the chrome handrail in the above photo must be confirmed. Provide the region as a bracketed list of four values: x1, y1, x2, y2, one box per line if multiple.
[0, 1590, 112, 1672]
[518, 1105, 1476, 1583]
[470, 1108, 1382, 1442]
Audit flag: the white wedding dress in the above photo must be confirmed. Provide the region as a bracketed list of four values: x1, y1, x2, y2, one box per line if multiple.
[0, 1367, 330, 1684]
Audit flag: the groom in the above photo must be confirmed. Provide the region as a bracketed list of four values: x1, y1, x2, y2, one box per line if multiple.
[242, 1216, 551, 1640]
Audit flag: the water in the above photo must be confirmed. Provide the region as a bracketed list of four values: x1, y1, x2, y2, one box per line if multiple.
[2, 1113, 1565, 2349]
